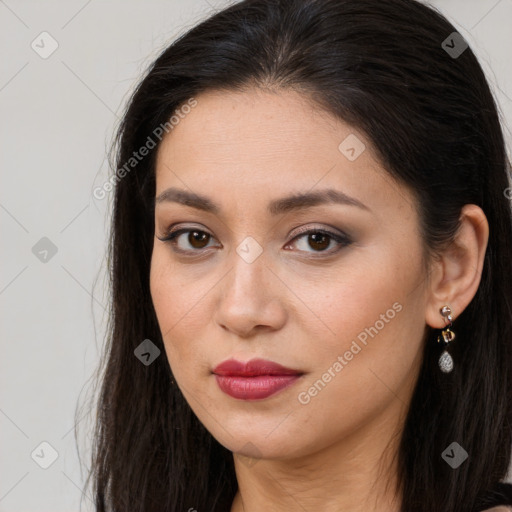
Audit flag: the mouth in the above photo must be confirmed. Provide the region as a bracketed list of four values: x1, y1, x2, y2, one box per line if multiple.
[212, 358, 304, 400]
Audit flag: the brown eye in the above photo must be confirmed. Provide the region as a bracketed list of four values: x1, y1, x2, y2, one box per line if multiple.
[157, 228, 218, 253]
[157, 226, 351, 258]
[288, 229, 351, 255]
[187, 230, 211, 249]
[306, 232, 331, 251]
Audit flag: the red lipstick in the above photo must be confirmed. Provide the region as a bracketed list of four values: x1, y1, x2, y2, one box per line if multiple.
[212, 358, 303, 400]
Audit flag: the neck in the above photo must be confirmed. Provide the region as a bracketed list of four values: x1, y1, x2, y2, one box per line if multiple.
[230, 399, 406, 512]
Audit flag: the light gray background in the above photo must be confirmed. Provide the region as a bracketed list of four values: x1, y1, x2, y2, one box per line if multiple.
[1, 1, 511, 511]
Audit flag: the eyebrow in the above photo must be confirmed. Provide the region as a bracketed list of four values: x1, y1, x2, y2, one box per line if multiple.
[154, 187, 370, 215]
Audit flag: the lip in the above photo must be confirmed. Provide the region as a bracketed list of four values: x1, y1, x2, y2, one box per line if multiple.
[213, 358, 302, 376]
[212, 358, 303, 400]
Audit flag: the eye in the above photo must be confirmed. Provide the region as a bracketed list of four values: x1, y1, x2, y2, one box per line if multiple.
[156, 227, 218, 254]
[285, 228, 351, 256]
[156, 225, 352, 257]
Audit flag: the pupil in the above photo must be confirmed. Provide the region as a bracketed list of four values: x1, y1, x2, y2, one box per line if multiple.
[190, 231, 209, 248]
[310, 233, 329, 251]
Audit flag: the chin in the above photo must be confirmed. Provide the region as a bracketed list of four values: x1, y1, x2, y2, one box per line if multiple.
[210, 424, 307, 461]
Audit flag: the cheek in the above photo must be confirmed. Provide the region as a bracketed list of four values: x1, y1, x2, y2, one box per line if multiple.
[294, 241, 427, 404]
[299, 248, 420, 351]
[149, 248, 214, 369]
[287, 261, 426, 453]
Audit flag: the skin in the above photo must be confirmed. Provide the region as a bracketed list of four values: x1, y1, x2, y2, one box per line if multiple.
[149, 87, 489, 512]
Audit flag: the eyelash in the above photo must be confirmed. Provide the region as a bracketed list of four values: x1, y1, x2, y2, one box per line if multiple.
[156, 225, 352, 258]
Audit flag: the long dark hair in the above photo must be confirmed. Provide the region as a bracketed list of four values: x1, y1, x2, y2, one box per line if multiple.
[80, 0, 512, 510]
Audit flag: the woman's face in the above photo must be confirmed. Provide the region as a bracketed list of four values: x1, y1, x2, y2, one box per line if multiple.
[150, 88, 430, 461]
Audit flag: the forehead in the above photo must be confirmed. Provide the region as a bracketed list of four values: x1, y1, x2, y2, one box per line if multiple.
[157, 88, 356, 171]
[154, 88, 414, 222]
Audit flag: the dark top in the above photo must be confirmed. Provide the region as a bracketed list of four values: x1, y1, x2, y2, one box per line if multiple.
[476, 482, 512, 511]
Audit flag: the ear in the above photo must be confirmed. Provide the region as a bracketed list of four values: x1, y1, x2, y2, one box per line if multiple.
[425, 204, 489, 329]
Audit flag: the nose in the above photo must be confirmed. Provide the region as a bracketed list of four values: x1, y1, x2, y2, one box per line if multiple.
[213, 245, 287, 338]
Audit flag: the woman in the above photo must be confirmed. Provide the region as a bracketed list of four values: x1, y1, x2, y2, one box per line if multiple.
[83, 0, 512, 510]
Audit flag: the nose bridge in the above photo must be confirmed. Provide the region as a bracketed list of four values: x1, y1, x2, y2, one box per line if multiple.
[226, 234, 269, 296]
[214, 233, 287, 335]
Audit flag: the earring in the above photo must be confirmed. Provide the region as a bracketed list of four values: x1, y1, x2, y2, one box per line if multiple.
[437, 305, 455, 373]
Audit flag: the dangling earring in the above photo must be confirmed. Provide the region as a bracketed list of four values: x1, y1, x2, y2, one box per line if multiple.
[437, 305, 455, 373]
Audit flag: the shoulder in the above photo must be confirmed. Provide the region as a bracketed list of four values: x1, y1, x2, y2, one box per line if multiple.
[481, 507, 512, 512]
